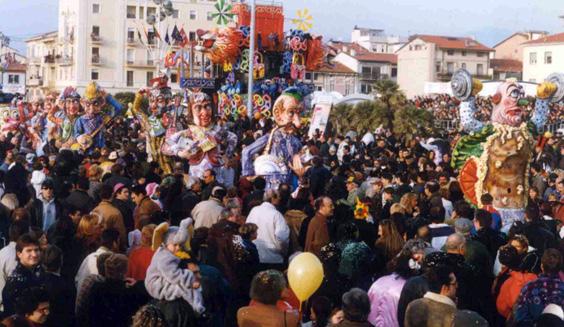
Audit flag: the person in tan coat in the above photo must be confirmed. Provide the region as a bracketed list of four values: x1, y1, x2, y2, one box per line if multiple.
[305, 197, 334, 256]
[237, 270, 299, 327]
[404, 265, 482, 327]
[131, 185, 161, 229]
[92, 184, 127, 247]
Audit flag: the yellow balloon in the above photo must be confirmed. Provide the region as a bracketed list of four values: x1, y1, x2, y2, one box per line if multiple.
[288, 252, 324, 302]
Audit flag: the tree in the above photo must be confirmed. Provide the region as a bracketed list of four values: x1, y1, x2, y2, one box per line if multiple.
[113, 92, 136, 108]
[392, 104, 434, 142]
[372, 79, 406, 129]
[330, 101, 388, 135]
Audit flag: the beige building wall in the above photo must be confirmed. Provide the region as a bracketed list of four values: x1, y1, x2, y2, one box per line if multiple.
[397, 39, 434, 98]
[436, 48, 490, 77]
[523, 43, 564, 83]
[494, 34, 528, 60]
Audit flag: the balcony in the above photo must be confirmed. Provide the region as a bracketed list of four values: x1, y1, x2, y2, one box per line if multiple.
[27, 76, 43, 86]
[28, 57, 42, 64]
[90, 33, 102, 44]
[56, 56, 73, 66]
[127, 37, 137, 45]
[126, 60, 155, 68]
[91, 55, 102, 65]
[360, 72, 381, 81]
[437, 71, 453, 81]
[44, 55, 55, 64]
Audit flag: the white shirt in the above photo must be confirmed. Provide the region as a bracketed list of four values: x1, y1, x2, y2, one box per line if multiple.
[246, 202, 290, 264]
[75, 247, 110, 292]
[0, 242, 17, 309]
[442, 198, 453, 220]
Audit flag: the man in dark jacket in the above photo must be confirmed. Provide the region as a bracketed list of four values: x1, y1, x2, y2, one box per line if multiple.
[2, 234, 46, 317]
[4, 155, 29, 206]
[307, 157, 331, 199]
[42, 245, 76, 327]
[64, 177, 95, 214]
[472, 209, 505, 261]
[242, 177, 265, 216]
[520, 205, 558, 253]
[86, 253, 148, 326]
[201, 169, 222, 201]
[26, 179, 63, 231]
[111, 183, 134, 233]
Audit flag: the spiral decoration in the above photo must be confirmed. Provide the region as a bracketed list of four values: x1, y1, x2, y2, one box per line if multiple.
[450, 69, 473, 101]
[545, 73, 564, 103]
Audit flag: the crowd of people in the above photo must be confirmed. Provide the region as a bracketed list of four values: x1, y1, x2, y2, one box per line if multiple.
[411, 94, 564, 125]
[0, 78, 560, 327]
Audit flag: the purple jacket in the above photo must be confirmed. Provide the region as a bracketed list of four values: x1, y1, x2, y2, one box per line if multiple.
[367, 273, 407, 327]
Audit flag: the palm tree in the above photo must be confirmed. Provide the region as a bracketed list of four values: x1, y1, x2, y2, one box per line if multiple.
[330, 101, 388, 135]
[392, 104, 434, 142]
[372, 80, 406, 129]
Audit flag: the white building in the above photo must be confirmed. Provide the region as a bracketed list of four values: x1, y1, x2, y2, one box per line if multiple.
[329, 41, 397, 94]
[0, 46, 26, 64]
[522, 32, 564, 83]
[27, 0, 221, 97]
[1, 63, 26, 95]
[26, 31, 59, 98]
[351, 26, 405, 53]
[396, 35, 494, 98]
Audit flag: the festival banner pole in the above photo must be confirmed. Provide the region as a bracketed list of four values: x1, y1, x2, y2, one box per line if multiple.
[246, 0, 256, 119]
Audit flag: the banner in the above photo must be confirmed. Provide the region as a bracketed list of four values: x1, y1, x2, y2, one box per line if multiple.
[308, 102, 331, 138]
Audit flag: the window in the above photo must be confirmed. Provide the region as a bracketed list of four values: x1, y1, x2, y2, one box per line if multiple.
[189, 32, 196, 41]
[8, 75, 19, 84]
[127, 29, 135, 43]
[477, 64, 483, 75]
[544, 51, 552, 64]
[92, 3, 100, 14]
[92, 26, 100, 37]
[147, 50, 154, 65]
[477, 52, 484, 57]
[173, 10, 179, 19]
[329, 76, 335, 92]
[447, 62, 454, 74]
[190, 10, 197, 20]
[127, 6, 136, 19]
[91, 70, 99, 80]
[461, 51, 466, 56]
[436, 61, 441, 72]
[92, 47, 100, 63]
[461, 63, 466, 69]
[391, 67, 397, 78]
[313, 73, 319, 81]
[447, 50, 454, 56]
[171, 73, 178, 83]
[529, 52, 537, 65]
[305, 72, 312, 80]
[207, 12, 213, 21]
[147, 7, 156, 17]
[146, 71, 154, 86]
[127, 71, 134, 87]
[126, 49, 134, 64]
[139, 6, 145, 19]
[414, 45, 422, 51]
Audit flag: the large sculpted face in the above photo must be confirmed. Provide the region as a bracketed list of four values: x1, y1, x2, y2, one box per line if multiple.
[273, 94, 302, 133]
[491, 82, 526, 127]
[191, 93, 213, 128]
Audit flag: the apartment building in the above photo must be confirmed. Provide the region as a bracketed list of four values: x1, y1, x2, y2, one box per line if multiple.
[522, 32, 564, 83]
[26, 0, 220, 97]
[305, 62, 358, 95]
[396, 35, 493, 98]
[490, 31, 547, 80]
[351, 26, 405, 53]
[329, 41, 397, 94]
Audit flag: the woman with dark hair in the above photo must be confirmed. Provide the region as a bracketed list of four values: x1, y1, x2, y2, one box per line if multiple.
[374, 219, 405, 264]
[237, 270, 299, 327]
[303, 296, 332, 327]
[367, 239, 426, 327]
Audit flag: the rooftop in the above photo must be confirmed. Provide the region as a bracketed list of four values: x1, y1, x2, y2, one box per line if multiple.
[410, 34, 493, 51]
[25, 31, 58, 43]
[4, 62, 26, 72]
[315, 62, 356, 74]
[523, 32, 564, 45]
[490, 59, 522, 72]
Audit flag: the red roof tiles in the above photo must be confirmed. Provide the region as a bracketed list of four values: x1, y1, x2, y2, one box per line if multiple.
[413, 34, 493, 51]
[523, 32, 564, 45]
[490, 59, 522, 72]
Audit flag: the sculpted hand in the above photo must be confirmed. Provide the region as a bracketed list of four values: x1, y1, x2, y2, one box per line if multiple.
[537, 81, 557, 99]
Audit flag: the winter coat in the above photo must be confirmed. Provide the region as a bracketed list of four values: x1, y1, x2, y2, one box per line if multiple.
[496, 270, 537, 318]
[91, 200, 127, 246]
[404, 293, 457, 327]
[145, 246, 205, 314]
[367, 273, 407, 327]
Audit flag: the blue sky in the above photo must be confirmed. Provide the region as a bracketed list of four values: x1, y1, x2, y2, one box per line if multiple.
[1, 0, 562, 53]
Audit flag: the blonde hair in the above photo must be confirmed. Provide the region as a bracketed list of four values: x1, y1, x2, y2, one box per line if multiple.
[88, 164, 103, 181]
[400, 192, 418, 214]
[77, 214, 101, 240]
[390, 203, 406, 215]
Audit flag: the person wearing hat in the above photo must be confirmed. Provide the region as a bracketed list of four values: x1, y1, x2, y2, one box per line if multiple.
[48, 86, 81, 149]
[26, 179, 63, 231]
[131, 84, 173, 175]
[145, 218, 205, 323]
[343, 176, 360, 208]
[73, 82, 123, 153]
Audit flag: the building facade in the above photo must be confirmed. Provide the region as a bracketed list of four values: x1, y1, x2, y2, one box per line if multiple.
[397, 35, 493, 98]
[350, 26, 405, 53]
[1, 63, 26, 95]
[490, 31, 547, 80]
[305, 62, 358, 95]
[27, 0, 221, 97]
[522, 32, 564, 83]
[26, 31, 59, 98]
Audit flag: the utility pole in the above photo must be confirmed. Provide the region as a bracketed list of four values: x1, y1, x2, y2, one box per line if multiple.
[246, 0, 256, 119]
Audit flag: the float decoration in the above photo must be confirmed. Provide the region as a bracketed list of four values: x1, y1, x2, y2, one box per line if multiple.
[211, 0, 235, 26]
[291, 8, 313, 32]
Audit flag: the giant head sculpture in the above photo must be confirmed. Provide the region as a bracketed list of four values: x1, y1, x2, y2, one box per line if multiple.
[491, 80, 528, 127]
[272, 90, 303, 133]
[191, 92, 213, 128]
